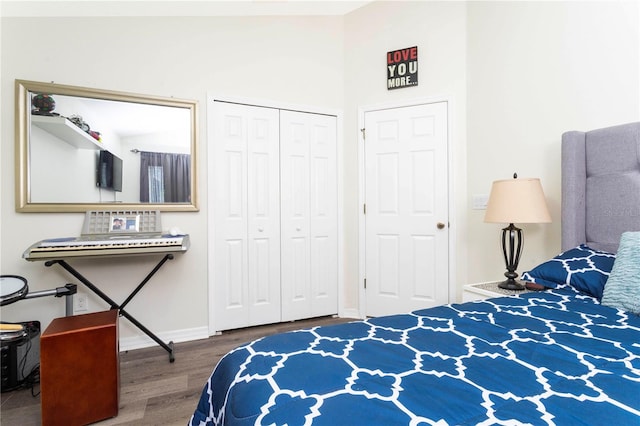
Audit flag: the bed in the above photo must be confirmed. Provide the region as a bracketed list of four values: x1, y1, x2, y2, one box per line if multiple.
[190, 122, 640, 425]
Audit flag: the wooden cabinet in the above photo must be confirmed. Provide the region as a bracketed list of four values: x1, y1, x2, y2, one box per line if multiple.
[40, 310, 119, 426]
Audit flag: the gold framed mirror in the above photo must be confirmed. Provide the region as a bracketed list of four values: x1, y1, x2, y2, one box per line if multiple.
[15, 79, 199, 212]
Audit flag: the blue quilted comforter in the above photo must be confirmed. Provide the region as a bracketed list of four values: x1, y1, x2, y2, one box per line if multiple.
[190, 286, 640, 425]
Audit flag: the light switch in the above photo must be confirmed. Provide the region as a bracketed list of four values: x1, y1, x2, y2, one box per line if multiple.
[472, 194, 489, 210]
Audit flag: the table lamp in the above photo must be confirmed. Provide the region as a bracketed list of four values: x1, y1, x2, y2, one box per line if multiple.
[484, 173, 551, 290]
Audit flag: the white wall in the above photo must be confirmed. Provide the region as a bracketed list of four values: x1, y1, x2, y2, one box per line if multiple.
[0, 15, 345, 348]
[1, 1, 639, 349]
[466, 1, 640, 283]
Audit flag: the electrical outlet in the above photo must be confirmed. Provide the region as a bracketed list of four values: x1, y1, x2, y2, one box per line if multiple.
[75, 293, 89, 312]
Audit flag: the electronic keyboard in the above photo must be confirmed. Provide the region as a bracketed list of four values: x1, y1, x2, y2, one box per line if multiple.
[23, 234, 190, 261]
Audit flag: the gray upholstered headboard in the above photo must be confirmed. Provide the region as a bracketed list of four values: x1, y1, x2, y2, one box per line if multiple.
[562, 122, 640, 254]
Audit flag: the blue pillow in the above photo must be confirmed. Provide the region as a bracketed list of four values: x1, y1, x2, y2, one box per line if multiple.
[601, 232, 640, 314]
[521, 244, 615, 299]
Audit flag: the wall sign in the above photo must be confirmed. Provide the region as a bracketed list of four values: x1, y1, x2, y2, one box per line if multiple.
[387, 46, 418, 90]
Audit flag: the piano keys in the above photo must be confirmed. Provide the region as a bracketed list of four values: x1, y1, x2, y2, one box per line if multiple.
[23, 234, 190, 261]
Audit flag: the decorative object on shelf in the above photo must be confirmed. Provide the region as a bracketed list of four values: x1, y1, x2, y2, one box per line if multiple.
[68, 115, 90, 132]
[31, 93, 58, 116]
[484, 173, 551, 290]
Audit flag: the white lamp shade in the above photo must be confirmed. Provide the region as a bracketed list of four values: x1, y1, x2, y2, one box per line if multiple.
[484, 177, 551, 224]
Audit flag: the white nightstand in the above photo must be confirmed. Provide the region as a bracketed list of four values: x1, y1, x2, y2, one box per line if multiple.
[462, 281, 532, 302]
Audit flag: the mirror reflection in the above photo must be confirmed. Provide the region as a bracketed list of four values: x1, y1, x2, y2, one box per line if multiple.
[16, 80, 199, 212]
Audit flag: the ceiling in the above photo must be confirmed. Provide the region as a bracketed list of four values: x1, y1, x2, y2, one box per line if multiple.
[0, 0, 373, 17]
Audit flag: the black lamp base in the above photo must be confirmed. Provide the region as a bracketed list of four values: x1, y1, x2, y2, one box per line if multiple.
[498, 278, 525, 291]
[497, 223, 525, 291]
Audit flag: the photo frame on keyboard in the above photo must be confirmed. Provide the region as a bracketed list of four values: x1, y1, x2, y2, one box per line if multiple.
[109, 214, 140, 233]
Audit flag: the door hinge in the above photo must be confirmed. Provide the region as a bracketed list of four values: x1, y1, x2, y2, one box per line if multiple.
[363, 203, 366, 215]
[364, 278, 367, 289]
[360, 128, 366, 140]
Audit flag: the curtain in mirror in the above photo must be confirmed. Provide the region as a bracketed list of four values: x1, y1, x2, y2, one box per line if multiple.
[139, 152, 191, 203]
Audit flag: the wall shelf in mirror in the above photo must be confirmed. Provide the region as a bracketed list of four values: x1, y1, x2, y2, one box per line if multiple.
[31, 115, 103, 150]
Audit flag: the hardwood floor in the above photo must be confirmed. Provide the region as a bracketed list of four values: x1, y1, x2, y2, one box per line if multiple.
[0, 315, 353, 426]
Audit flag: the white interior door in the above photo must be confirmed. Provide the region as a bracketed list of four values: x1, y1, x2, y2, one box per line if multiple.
[364, 102, 449, 317]
[212, 102, 281, 331]
[280, 110, 338, 321]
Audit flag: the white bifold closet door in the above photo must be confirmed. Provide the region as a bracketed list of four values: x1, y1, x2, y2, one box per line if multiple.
[213, 102, 281, 331]
[280, 110, 338, 322]
[212, 102, 338, 332]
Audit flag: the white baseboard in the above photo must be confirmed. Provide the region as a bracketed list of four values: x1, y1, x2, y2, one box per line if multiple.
[119, 326, 209, 352]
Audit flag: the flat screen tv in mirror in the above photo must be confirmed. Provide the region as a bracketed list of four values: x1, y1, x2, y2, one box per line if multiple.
[97, 151, 123, 192]
[15, 79, 199, 212]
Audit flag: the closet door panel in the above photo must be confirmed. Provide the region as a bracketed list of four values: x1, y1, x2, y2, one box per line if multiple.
[213, 106, 249, 331]
[309, 114, 338, 317]
[281, 111, 337, 321]
[280, 113, 311, 321]
[247, 111, 281, 326]
[213, 102, 280, 331]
